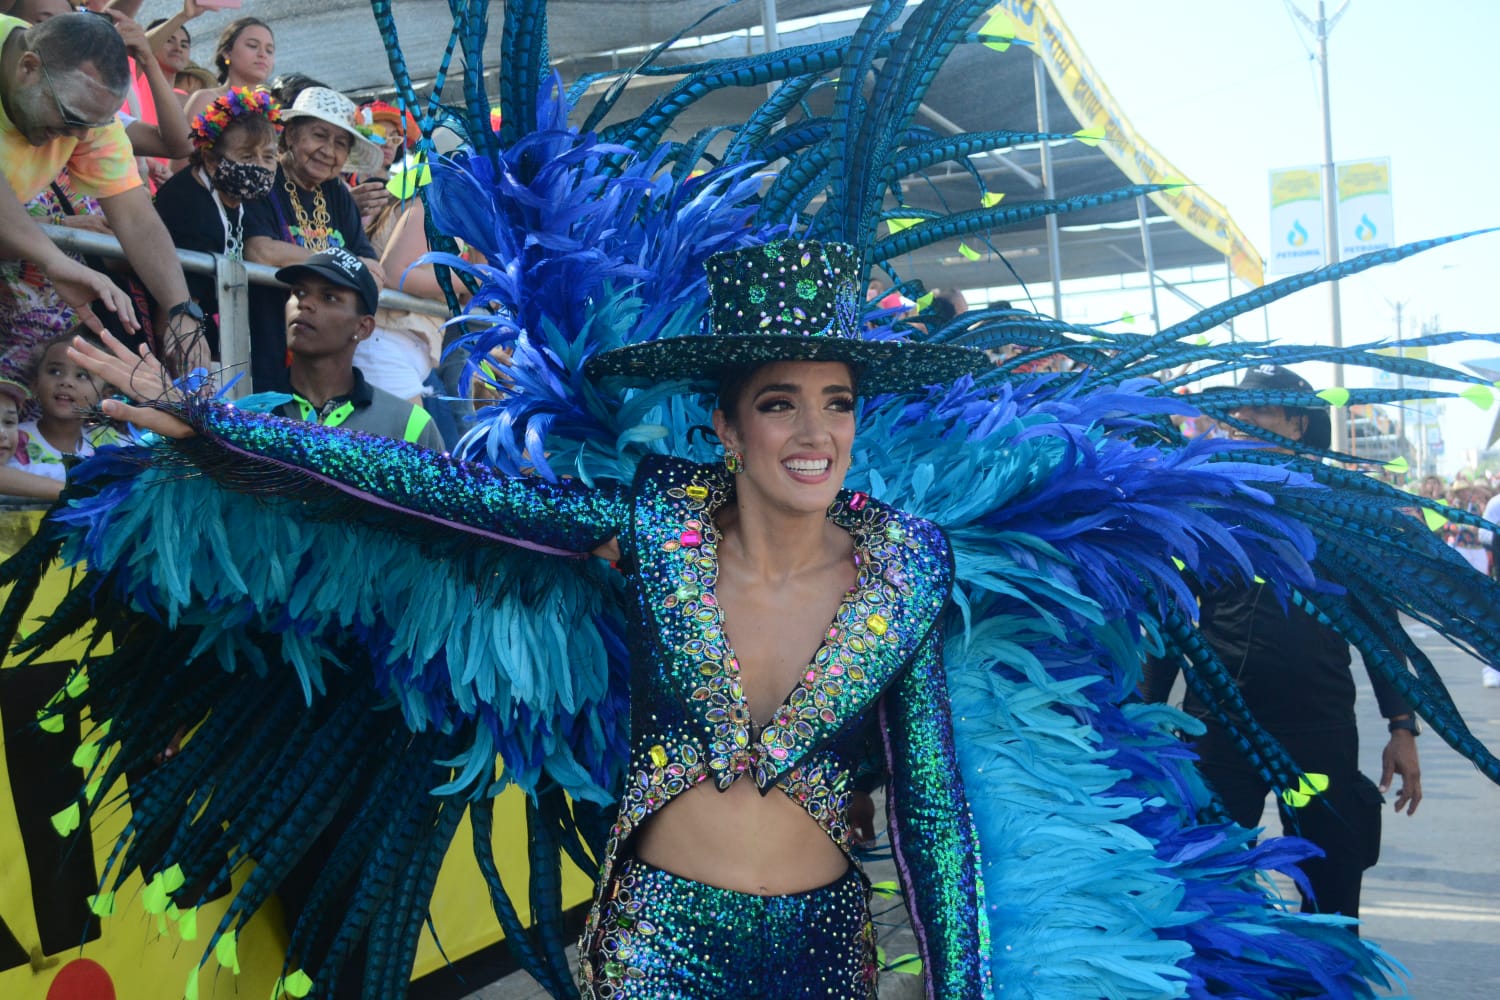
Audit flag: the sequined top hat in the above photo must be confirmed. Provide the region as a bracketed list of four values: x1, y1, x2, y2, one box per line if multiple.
[585, 239, 989, 395]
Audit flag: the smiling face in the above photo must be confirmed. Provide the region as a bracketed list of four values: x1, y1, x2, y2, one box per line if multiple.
[712, 361, 857, 517]
[158, 26, 191, 75]
[282, 119, 353, 187]
[33, 341, 101, 423]
[220, 24, 274, 85]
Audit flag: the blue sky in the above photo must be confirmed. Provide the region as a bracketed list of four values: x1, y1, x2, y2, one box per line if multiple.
[1026, 0, 1499, 471]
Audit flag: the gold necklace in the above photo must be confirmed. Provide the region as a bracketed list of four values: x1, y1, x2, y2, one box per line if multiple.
[283, 173, 332, 251]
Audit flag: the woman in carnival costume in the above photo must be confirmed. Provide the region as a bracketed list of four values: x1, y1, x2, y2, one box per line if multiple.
[11, 0, 1500, 998]
[72, 238, 994, 999]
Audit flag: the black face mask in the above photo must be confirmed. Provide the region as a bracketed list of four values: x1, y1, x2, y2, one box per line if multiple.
[212, 159, 275, 201]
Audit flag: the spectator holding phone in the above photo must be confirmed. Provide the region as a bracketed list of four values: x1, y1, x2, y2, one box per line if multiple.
[182, 14, 272, 125]
[144, 0, 208, 110]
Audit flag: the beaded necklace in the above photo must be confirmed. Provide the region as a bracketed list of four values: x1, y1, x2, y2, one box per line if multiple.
[197, 169, 244, 260]
[282, 173, 332, 251]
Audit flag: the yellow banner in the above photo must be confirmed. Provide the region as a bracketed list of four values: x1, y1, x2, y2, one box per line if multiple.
[988, 0, 1265, 287]
[1338, 159, 1390, 201]
[1271, 168, 1322, 209]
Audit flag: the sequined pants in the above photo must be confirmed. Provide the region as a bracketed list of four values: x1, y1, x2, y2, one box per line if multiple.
[582, 858, 877, 999]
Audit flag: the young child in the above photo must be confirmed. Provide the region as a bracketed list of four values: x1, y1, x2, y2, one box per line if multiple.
[0, 377, 27, 467]
[17, 333, 117, 483]
[0, 376, 64, 500]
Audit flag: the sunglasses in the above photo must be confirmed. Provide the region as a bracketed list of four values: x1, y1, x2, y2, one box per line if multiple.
[37, 58, 116, 132]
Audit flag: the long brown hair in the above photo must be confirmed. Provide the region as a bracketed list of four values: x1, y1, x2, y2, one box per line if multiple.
[212, 16, 272, 84]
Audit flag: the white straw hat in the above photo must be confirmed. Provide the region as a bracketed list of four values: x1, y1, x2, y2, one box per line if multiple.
[280, 87, 384, 176]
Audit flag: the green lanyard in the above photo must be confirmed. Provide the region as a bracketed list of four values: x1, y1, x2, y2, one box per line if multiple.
[296, 397, 356, 428]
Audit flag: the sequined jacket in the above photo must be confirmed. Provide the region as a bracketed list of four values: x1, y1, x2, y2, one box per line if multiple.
[184, 405, 987, 999]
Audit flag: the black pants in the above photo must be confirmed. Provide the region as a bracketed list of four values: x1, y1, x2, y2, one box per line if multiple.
[1194, 722, 1383, 926]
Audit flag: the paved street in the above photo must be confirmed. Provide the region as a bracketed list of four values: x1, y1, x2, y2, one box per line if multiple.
[464, 618, 1500, 999]
[1359, 620, 1500, 997]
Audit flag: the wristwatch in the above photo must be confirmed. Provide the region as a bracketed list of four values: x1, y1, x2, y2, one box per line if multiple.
[166, 300, 206, 325]
[1387, 715, 1421, 736]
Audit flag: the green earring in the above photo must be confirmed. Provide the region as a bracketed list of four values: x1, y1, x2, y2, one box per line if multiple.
[724, 449, 744, 474]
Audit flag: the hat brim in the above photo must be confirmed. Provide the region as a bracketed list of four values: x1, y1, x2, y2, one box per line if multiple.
[275, 262, 377, 315]
[281, 108, 384, 176]
[585, 335, 990, 396]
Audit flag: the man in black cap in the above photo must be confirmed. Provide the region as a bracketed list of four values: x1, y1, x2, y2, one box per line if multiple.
[1144, 363, 1421, 929]
[248, 248, 444, 451]
[250, 257, 443, 999]
[1223, 363, 1333, 450]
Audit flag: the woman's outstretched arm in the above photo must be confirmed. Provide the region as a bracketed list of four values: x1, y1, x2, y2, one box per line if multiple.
[70, 333, 626, 557]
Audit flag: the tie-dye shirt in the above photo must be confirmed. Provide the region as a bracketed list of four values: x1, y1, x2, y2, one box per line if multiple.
[0, 15, 142, 204]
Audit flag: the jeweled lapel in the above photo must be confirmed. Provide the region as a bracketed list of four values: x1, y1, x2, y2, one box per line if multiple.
[635, 457, 952, 793]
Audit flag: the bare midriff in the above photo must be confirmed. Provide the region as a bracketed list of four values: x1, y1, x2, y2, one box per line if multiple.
[632, 514, 859, 895]
[633, 781, 850, 894]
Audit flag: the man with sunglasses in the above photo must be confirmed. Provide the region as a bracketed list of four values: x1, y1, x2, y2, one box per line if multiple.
[0, 9, 198, 369]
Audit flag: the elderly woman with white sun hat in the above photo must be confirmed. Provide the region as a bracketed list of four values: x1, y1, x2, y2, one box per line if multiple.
[242, 86, 387, 392]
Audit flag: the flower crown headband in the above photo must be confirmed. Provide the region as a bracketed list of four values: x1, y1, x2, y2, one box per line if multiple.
[190, 87, 282, 152]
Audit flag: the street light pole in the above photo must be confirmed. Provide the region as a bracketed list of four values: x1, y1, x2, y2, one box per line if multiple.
[1388, 298, 1407, 464]
[1316, 0, 1349, 452]
[1289, 0, 1351, 451]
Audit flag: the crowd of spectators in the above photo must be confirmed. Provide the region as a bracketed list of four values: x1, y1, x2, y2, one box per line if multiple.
[0, 0, 465, 499]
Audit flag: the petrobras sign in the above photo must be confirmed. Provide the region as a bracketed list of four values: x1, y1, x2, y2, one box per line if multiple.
[1338, 158, 1394, 259]
[1268, 166, 1325, 274]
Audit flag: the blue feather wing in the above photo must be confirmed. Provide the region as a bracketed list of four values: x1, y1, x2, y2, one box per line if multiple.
[846, 377, 1437, 998]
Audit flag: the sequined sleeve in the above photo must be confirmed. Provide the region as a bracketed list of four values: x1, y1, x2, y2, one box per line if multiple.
[880, 634, 989, 999]
[178, 399, 628, 556]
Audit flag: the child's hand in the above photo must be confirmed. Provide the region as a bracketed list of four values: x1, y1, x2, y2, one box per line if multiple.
[67, 332, 196, 440]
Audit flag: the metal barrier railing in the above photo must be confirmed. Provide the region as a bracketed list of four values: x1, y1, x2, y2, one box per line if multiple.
[40, 223, 450, 399]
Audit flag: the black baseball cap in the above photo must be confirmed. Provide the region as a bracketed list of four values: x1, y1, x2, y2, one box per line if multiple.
[277, 248, 380, 316]
[1236, 363, 1332, 450]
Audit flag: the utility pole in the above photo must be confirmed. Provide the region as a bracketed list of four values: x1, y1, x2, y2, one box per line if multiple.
[1288, 0, 1351, 451]
[1388, 298, 1407, 465]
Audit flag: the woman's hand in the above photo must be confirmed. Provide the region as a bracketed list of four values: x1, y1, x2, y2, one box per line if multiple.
[67, 331, 196, 440]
